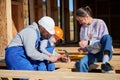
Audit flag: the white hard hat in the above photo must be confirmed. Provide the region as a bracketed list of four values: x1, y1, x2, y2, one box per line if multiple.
[38, 16, 55, 34]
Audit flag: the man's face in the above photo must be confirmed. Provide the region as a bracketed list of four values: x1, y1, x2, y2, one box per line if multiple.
[39, 26, 52, 39]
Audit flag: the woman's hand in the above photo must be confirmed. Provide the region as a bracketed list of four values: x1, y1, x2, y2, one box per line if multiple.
[78, 47, 84, 54]
[79, 40, 88, 48]
[78, 47, 88, 54]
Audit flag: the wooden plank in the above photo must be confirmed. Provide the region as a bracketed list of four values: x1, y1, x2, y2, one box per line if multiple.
[55, 61, 120, 71]
[0, 0, 12, 56]
[50, 0, 58, 25]
[95, 63, 118, 71]
[6, 0, 12, 44]
[55, 47, 120, 55]
[55, 47, 80, 54]
[12, 1, 24, 32]
[29, 0, 35, 24]
[0, 70, 120, 80]
[1, 56, 120, 70]
[36, 0, 43, 20]
[55, 47, 120, 60]
[113, 48, 120, 54]
[55, 62, 75, 69]
[55, 56, 120, 70]
[46, 0, 51, 16]
[8, 77, 12, 80]
[54, 68, 71, 72]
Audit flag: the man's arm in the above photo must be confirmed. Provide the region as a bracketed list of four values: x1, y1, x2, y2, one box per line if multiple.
[20, 28, 50, 61]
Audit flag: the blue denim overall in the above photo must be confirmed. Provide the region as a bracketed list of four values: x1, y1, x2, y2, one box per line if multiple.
[5, 29, 43, 70]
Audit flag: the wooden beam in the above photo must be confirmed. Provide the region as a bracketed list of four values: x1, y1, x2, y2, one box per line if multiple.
[6, 0, 12, 45]
[0, 0, 12, 56]
[0, 70, 120, 80]
[0, 55, 120, 70]
[55, 47, 80, 54]
[23, 0, 29, 27]
[34, 0, 43, 21]
[63, 0, 70, 43]
[55, 47, 120, 55]
[73, 0, 80, 42]
[46, 0, 51, 16]
[51, 0, 58, 25]
[12, 1, 24, 32]
[54, 68, 71, 72]
[29, 0, 35, 24]
[36, 0, 43, 20]
[55, 55, 120, 70]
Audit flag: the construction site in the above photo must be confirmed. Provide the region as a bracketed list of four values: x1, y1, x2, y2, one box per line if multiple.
[0, 0, 120, 80]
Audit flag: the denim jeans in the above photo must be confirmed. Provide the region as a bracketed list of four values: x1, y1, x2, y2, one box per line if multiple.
[75, 35, 113, 72]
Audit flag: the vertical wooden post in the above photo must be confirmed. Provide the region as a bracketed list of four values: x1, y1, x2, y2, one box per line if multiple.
[23, 0, 29, 27]
[37, 0, 43, 20]
[6, 0, 12, 43]
[46, 0, 58, 25]
[34, 0, 43, 22]
[51, 0, 58, 25]
[60, 0, 65, 43]
[12, 1, 24, 32]
[61, 0, 70, 43]
[73, 0, 79, 42]
[29, 0, 35, 24]
[0, 0, 12, 56]
[46, 0, 51, 16]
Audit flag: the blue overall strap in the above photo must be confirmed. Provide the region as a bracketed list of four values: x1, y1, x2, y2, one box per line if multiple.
[46, 40, 54, 54]
[46, 40, 55, 71]
[35, 29, 41, 49]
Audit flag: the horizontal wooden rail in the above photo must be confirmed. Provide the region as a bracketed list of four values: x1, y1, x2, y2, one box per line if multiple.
[0, 55, 120, 70]
[55, 56, 120, 71]
[0, 47, 120, 72]
[0, 70, 120, 80]
[55, 47, 120, 55]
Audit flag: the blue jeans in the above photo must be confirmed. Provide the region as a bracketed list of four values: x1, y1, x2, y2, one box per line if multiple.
[75, 35, 113, 72]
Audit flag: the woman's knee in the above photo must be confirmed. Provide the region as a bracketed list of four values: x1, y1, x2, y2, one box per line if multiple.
[101, 35, 112, 40]
[100, 35, 112, 44]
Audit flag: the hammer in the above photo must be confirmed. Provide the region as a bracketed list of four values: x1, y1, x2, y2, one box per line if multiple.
[57, 49, 69, 58]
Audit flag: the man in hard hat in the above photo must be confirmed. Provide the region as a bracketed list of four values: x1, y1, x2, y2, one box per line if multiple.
[5, 16, 59, 70]
[39, 26, 65, 71]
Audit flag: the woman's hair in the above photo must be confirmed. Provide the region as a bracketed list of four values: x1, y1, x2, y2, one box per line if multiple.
[76, 6, 93, 17]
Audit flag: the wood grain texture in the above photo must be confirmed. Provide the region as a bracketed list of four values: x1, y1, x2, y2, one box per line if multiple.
[0, 70, 120, 80]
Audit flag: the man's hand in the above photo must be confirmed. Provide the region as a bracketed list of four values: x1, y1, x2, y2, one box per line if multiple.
[60, 57, 71, 63]
[47, 53, 54, 57]
[49, 56, 58, 62]
[79, 40, 88, 48]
